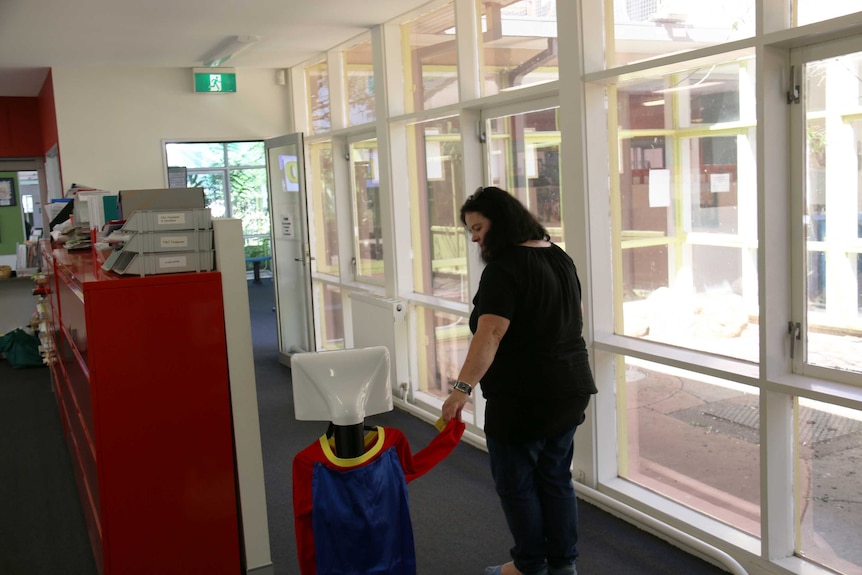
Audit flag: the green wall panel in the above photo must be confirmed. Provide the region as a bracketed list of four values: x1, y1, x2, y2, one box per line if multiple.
[0, 172, 24, 255]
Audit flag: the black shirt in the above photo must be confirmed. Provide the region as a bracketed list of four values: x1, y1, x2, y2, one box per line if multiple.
[471, 243, 596, 440]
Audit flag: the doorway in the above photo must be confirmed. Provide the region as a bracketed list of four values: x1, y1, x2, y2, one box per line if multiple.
[0, 159, 47, 274]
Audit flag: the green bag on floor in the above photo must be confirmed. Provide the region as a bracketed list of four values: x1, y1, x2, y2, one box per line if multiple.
[0, 328, 44, 369]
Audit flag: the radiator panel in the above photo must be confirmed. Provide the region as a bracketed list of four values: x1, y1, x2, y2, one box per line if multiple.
[348, 292, 408, 397]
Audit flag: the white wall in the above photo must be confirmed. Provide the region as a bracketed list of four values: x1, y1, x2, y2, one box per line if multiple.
[51, 67, 292, 193]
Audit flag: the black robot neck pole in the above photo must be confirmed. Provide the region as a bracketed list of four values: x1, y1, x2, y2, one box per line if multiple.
[332, 423, 365, 458]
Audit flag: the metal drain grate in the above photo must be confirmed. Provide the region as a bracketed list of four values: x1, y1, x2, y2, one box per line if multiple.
[673, 398, 862, 445]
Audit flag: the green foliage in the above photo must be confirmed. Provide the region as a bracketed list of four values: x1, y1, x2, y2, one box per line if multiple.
[243, 237, 271, 271]
[244, 245, 264, 258]
[227, 142, 265, 166]
[171, 141, 271, 260]
[229, 168, 269, 235]
[178, 142, 269, 236]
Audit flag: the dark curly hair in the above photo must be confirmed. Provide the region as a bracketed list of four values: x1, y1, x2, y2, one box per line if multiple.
[460, 186, 549, 262]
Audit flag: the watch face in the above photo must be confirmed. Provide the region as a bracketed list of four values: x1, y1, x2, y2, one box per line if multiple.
[454, 381, 472, 395]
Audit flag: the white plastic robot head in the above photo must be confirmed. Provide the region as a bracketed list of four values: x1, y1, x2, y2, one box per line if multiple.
[291, 346, 393, 425]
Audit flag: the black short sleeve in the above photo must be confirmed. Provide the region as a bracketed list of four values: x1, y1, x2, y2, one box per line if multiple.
[474, 262, 517, 321]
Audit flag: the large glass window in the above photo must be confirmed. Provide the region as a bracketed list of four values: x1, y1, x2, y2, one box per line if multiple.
[350, 138, 383, 282]
[592, 4, 862, 572]
[166, 141, 270, 275]
[487, 107, 563, 245]
[796, 398, 862, 570]
[289, 6, 862, 573]
[794, 2, 861, 26]
[308, 141, 339, 277]
[407, 117, 468, 303]
[612, 57, 758, 362]
[313, 282, 345, 350]
[413, 306, 473, 416]
[801, 50, 862, 380]
[609, 0, 755, 67]
[344, 39, 376, 126]
[307, 58, 331, 134]
[479, 0, 558, 97]
[621, 356, 761, 535]
[401, 2, 459, 113]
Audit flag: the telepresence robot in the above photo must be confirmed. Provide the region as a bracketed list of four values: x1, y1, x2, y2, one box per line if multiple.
[290, 345, 465, 575]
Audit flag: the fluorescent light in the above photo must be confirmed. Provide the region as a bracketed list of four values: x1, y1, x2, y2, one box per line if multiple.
[654, 81, 723, 94]
[202, 35, 260, 67]
[642, 98, 665, 107]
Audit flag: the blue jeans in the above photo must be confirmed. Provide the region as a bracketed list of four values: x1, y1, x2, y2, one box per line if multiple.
[486, 423, 583, 575]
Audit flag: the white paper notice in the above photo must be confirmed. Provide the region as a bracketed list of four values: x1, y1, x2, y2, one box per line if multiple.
[281, 213, 295, 238]
[710, 172, 731, 193]
[157, 212, 186, 226]
[159, 255, 187, 269]
[649, 169, 671, 208]
[160, 236, 189, 248]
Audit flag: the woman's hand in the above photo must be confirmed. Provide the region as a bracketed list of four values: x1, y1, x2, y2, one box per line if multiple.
[442, 389, 470, 423]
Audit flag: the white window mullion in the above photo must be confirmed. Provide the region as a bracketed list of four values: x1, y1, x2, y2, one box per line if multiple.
[328, 49, 347, 132]
[331, 136, 354, 290]
[369, 24, 400, 298]
[221, 145, 231, 217]
[455, 0, 480, 102]
[559, 0, 604, 487]
[763, 44, 795, 380]
[763, 41, 797, 562]
[739, 127, 759, 316]
[738, 60, 758, 319]
[762, 390, 796, 561]
[289, 66, 309, 135]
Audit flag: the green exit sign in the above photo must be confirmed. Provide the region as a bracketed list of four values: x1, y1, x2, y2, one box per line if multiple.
[192, 68, 237, 93]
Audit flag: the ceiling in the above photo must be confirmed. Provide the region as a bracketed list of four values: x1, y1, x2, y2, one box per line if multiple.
[0, 0, 433, 97]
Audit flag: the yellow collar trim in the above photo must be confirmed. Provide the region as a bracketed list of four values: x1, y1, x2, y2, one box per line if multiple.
[319, 426, 386, 467]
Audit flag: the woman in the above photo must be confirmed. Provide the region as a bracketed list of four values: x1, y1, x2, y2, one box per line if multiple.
[442, 186, 596, 575]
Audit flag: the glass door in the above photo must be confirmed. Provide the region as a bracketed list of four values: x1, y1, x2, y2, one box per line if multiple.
[266, 133, 315, 364]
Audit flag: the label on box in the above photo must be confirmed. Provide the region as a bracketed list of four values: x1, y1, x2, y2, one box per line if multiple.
[157, 213, 186, 226]
[159, 256, 188, 268]
[160, 236, 189, 248]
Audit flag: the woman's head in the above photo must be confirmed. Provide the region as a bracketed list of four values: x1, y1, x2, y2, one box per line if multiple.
[460, 186, 548, 262]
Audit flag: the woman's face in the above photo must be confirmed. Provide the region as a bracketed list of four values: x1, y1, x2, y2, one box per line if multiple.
[464, 212, 490, 253]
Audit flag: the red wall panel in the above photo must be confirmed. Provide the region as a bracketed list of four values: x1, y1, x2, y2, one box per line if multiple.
[0, 96, 43, 156]
[38, 70, 59, 155]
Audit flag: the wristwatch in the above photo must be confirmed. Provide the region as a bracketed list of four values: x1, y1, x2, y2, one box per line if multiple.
[452, 380, 473, 395]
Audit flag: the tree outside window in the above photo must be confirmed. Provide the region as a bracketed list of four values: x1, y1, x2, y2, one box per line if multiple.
[166, 141, 271, 272]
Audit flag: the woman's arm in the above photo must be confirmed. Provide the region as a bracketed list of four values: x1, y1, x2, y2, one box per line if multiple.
[441, 313, 510, 422]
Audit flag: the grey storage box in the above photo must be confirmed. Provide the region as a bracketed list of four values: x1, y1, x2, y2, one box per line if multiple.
[108, 250, 215, 276]
[121, 208, 212, 233]
[121, 230, 213, 253]
[117, 187, 205, 220]
[101, 207, 215, 276]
